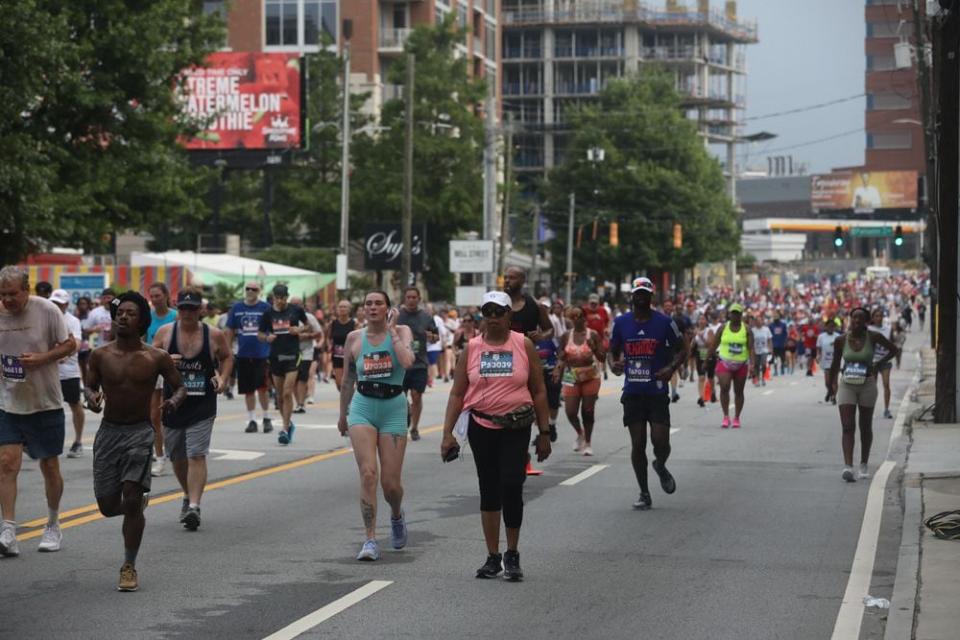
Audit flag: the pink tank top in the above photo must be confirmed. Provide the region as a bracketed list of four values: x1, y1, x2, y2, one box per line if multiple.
[462, 332, 533, 430]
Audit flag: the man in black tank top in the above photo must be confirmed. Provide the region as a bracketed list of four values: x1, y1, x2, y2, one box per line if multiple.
[503, 267, 553, 340]
[152, 288, 234, 531]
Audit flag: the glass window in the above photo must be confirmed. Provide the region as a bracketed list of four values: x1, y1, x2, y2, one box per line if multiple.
[321, 1, 336, 41]
[394, 4, 407, 28]
[203, 1, 225, 16]
[868, 92, 913, 110]
[283, 1, 298, 45]
[266, 2, 281, 45]
[304, 1, 320, 44]
[267, 0, 336, 48]
[868, 131, 912, 149]
[436, 6, 448, 25]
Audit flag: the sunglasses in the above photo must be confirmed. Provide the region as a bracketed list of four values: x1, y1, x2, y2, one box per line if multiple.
[245, 287, 260, 292]
[481, 305, 508, 318]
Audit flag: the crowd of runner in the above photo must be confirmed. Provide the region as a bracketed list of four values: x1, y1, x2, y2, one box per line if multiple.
[0, 264, 927, 589]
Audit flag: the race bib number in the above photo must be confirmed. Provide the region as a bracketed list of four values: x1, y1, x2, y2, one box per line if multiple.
[479, 351, 513, 378]
[728, 343, 744, 355]
[241, 314, 260, 336]
[182, 371, 208, 396]
[1, 355, 25, 383]
[272, 319, 291, 335]
[333, 344, 345, 358]
[626, 357, 653, 383]
[362, 351, 394, 379]
[842, 361, 868, 386]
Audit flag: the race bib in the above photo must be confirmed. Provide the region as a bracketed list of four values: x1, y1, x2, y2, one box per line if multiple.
[626, 357, 653, 383]
[698, 348, 708, 361]
[842, 361, 868, 386]
[182, 371, 208, 396]
[241, 314, 260, 336]
[272, 319, 291, 335]
[479, 351, 513, 378]
[728, 343, 744, 355]
[562, 368, 576, 386]
[1, 355, 26, 383]
[362, 351, 394, 379]
[333, 344, 345, 358]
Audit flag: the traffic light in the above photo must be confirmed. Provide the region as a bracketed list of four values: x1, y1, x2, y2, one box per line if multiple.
[833, 225, 844, 248]
[673, 223, 682, 249]
[609, 221, 619, 247]
[894, 225, 904, 246]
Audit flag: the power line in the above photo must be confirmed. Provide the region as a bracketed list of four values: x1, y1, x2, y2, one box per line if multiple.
[743, 93, 866, 122]
[737, 127, 864, 157]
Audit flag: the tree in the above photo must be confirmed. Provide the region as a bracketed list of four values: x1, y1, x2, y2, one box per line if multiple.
[351, 17, 486, 299]
[0, 1, 224, 265]
[543, 71, 740, 295]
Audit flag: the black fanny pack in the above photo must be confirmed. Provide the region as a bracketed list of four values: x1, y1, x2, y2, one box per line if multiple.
[357, 381, 404, 399]
[472, 405, 536, 430]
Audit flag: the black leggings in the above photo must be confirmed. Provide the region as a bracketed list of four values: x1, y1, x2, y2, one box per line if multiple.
[467, 418, 530, 529]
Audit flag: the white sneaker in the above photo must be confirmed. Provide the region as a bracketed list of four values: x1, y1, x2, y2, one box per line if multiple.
[151, 456, 166, 477]
[842, 466, 856, 483]
[38, 524, 62, 552]
[582, 445, 594, 456]
[572, 435, 585, 452]
[0, 523, 20, 557]
[857, 464, 871, 480]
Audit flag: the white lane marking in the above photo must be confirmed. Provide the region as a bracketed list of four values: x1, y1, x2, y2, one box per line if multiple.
[789, 382, 798, 386]
[829, 459, 895, 640]
[209, 449, 265, 461]
[670, 428, 680, 435]
[885, 369, 920, 458]
[262, 580, 393, 640]
[287, 423, 340, 430]
[560, 464, 609, 486]
[762, 390, 774, 396]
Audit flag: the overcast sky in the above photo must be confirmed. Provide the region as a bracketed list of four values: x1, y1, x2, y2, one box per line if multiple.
[734, 0, 866, 174]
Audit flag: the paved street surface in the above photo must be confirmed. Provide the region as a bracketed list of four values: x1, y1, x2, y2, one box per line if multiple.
[2, 338, 921, 640]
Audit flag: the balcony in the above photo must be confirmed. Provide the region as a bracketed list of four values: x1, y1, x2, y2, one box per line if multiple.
[504, 47, 543, 59]
[503, 82, 544, 96]
[379, 28, 413, 52]
[555, 79, 605, 95]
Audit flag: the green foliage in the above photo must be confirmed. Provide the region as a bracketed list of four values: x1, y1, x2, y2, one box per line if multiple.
[251, 245, 336, 273]
[543, 71, 740, 288]
[208, 281, 243, 312]
[0, 0, 224, 264]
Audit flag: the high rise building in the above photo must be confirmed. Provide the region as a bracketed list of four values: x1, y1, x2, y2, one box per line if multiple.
[501, 0, 757, 189]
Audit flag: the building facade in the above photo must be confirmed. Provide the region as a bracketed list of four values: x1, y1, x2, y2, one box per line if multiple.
[501, 0, 756, 188]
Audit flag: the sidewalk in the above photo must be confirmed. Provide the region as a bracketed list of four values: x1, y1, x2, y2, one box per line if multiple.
[885, 347, 960, 640]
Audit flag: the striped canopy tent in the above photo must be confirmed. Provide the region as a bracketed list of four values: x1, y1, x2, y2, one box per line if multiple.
[130, 251, 337, 306]
[21, 263, 188, 301]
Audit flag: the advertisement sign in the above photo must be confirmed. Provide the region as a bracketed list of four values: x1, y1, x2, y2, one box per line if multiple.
[449, 240, 495, 273]
[179, 52, 303, 150]
[363, 223, 426, 271]
[58, 274, 108, 306]
[811, 170, 918, 211]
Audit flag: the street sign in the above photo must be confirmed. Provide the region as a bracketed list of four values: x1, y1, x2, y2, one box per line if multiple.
[850, 227, 894, 238]
[449, 240, 494, 273]
[455, 286, 487, 307]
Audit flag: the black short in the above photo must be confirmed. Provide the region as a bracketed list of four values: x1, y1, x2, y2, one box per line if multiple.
[332, 356, 345, 370]
[544, 367, 561, 410]
[705, 356, 717, 378]
[297, 359, 312, 382]
[621, 393, 671, 427]
[78, 350, 90, 365]
[313, 347, 324, 363]
[403, 368, 428, 394]
[270, 354, 301, 377]
[237, 357, 269, 394]
[773, 347, 786, 362]
[60, 378, 81, 405]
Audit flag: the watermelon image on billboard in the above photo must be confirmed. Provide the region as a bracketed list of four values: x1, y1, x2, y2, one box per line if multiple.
[180, 52, 302, 151]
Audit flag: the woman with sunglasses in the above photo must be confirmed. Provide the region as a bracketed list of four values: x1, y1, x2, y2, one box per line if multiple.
[828, 307, 898, 482]
[441, 291, 551, 581]
[555, 306, 604, 455]
[338, 291, 416, 561]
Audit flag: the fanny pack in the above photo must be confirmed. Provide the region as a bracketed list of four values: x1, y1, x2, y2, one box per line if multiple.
[472, 405, 536, 430]
[357, 381, 404, 399]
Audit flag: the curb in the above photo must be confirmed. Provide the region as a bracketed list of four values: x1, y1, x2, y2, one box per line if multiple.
[884, 486, 922, 640]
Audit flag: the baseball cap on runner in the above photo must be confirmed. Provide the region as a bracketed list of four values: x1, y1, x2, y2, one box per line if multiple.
[481, 291, 511, 309]
[177, 289, 203, 308]
[50, 289, 71, 305]
[728, 303, 745, 314]
[631, 277, 655, 293]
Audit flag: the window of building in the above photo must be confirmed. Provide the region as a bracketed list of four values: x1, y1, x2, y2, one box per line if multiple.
[393, 4, 408, 28]
[436, 5, 449, 25]
[867, 131, 912, 149]
[203, 1, 225, 16]
[867, 21, 910, 38]
[485, 27, 496, 59]
[867, 54, 897, 71]
[867, 92, 913, 110]
[265, 0, 337, 49]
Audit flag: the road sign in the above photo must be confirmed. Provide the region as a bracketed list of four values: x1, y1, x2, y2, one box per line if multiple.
[449, 240, 494, 273]
[849, 226, 893, 238]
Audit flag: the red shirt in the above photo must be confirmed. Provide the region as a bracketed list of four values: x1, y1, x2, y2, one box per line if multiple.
[801, 323, 819, 349]
[582, 305, 609, 336]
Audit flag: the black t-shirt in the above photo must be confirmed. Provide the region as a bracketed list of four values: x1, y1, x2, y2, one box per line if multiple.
[510, 294, 542, 335]
[258, 304, 308, 359]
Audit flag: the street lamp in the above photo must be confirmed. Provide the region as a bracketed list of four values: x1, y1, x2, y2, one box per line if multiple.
[565, 147, 605, 303]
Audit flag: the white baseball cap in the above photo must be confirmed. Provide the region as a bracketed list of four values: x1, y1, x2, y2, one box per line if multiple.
[631, 277, 655, 293]
[50, 289, 71, 305]
[481, 291, 511, 309]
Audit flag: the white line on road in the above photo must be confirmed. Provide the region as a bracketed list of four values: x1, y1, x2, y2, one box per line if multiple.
[209, 449, 265, 461]
[262, 580, 393, 640]
[560, 464, 609, 486]
[670, 428, 680, 435]
[762, 390, 774, 396]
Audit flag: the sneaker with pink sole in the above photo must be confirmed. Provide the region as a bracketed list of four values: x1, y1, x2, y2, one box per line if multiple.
[721, 416, 731, 429]
[732, 417, 741, 429]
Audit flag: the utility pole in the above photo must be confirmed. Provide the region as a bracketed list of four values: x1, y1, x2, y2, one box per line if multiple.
[482, 86, 497, 290]
[337, 21, 353, 291]
[401, 53, 415, 292]
[913, 0, 937, 348]
[497, 113, 513, 280]
[565, 192, 575, 303]
[531, 203, 540, 295]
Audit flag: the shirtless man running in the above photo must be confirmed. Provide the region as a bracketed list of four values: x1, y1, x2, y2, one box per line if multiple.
[85, 292, 185, 592]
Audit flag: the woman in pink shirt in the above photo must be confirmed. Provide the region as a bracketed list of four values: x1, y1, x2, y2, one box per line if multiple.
[441, 291, 551, 582]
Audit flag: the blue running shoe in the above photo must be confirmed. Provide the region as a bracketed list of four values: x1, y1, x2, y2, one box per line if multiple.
[288, 422, 295, 442]
[278, 429, 289, 445]
[390, 511, 408, 549]
[356, 539, 380, 561]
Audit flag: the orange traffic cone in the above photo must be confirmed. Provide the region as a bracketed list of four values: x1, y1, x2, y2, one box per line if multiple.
[703, 380, 712, 403]
[811, 359, 817, 374]
[764, 367, 771, 382]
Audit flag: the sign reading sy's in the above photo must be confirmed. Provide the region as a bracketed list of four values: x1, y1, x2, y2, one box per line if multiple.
[179, 52, 303, 150]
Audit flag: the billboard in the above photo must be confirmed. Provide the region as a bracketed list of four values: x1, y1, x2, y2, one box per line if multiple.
[364, 223, 426, 271]
[179, 52, 303, 150]
[449, 240, 494, 273]
[811, 170, 918, 211]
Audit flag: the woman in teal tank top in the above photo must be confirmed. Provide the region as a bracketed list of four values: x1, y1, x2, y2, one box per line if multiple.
[338, 291, 416, 561]
[827, 307, 899, 483]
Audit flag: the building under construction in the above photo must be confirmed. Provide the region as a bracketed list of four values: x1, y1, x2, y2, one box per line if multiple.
[501, 0, 757, 193]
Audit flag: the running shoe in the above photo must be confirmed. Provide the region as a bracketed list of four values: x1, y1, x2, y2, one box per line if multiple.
[182, 507, 201, 531]
[651, 460, 676, 494]
[262, 417, 273, 433]
[573, 434, 585, 452]
[356, 539, 380, 561]
[475, 553, 503, 579]
[179, 498, 189, 522]
[151, 456, 166, 477]
[306, 397, 316, 405]
[883, 409, 894, 419]
[294, 405, 306, 414]
[118, 563, 138, 592]
[697, 398, 705, 408]
[632, 492, 652, 511]
[390, 511, 408, 549]
[710, 393, 717, 403]
[842, 466, 856, 482]
[66, 442, 83, 458]
[721, 416, 731, 429]
[732, 417, 741, 429]
[824, 392, 831, 403]
[410, 429, 421, 441]
[502, 550, 523, 582]
[37, 524, 62, 552]
[671, 392, 680, 403]
[548, 422, 558, 443]
[582, 445, 594, 457]
[0, 523, 19, 557]
[245, 420, 258, 433]
[278, 425, 294, 445]
[858, 464, 871, 480]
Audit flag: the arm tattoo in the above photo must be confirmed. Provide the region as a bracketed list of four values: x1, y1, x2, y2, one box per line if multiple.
[361, 499, 375, 530]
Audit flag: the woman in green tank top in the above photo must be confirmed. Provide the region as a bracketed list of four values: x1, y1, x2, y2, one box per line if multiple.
[827, 307, 899, 483]
[708, 304, 754, 429]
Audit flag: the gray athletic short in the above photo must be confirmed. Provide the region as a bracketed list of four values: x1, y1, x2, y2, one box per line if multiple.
[93, 421, 155, 499]
[164, 416, 215, 461]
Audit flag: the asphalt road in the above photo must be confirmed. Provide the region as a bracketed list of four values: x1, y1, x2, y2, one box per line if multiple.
[1, 334, 921, 640]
